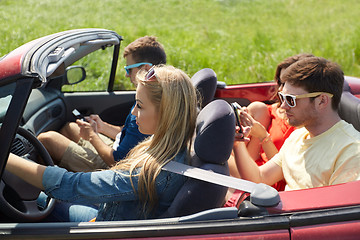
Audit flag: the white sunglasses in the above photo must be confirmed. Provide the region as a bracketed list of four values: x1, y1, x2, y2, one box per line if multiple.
[278, 91, 333, 107]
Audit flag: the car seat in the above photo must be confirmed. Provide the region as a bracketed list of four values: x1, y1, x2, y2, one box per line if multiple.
[191, 68, 218, 109]
[338, 80, 360, 131]
[161, 99, 235, 217]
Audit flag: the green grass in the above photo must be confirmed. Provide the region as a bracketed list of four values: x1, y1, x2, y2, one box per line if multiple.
[1, 0, 360, 90]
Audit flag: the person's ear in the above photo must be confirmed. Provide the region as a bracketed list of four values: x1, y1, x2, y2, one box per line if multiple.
[317, 94, 331, 110]
[143, 64, 153, 71]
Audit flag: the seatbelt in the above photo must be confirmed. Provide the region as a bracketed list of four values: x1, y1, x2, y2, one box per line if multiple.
[162, 161, 280, 207]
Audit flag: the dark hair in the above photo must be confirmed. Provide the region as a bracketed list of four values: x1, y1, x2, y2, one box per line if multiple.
[275, 53, 315, 87]
[282, 57, 344, 110]
[272, 53, 315, 103]
[123, 36, 166, 65]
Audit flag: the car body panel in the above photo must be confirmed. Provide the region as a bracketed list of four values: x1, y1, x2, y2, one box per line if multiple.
[215, 75, 360, 103]
[291, 220, 360, 240]
[216, 82, 277, 105]
[269, 180, 360, 214]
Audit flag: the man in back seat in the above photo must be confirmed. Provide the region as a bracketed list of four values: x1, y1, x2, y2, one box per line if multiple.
[233, 57, 360, 190]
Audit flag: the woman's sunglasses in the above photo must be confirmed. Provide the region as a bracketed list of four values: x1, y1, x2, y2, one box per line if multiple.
[278, 91, 333, 108]
[124, 62, 152, 75]
[145, 66, 159, 81]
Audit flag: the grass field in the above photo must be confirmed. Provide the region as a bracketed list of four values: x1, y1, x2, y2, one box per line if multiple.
[1, 0, 360, 89]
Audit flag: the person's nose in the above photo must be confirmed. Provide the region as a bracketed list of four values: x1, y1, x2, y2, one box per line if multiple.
[279, 100, 290, 110]
[131, 106, 137, 116]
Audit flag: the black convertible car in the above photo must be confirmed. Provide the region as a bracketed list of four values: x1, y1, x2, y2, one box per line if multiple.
[0, 29, 359, 239]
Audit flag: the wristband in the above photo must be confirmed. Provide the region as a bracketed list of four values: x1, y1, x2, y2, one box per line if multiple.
[260, 133, 271, 145]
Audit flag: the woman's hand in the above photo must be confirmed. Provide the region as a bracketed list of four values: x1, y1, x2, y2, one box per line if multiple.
[239, 109, 268, 140]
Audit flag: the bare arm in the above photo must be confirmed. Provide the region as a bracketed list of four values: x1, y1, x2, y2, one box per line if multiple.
[260, 134, 279, 160]
[5, 153, 46, 189]
[89, 134, 116, 166]
[240, 106, 279, 161]
[245, 102, 270, 160]
[249, 120, 279, 161]
[233, 141, 263, 183]
[233, 140, 283, 186]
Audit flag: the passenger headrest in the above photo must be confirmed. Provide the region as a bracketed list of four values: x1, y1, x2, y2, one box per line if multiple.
[338, 91, 360, 132]
[194, 99, 235, 164]
[343, 79, 351, 92]
[191, 68, 218, 108]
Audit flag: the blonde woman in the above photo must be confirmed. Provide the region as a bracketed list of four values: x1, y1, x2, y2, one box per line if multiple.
[6, 65, 198, 221]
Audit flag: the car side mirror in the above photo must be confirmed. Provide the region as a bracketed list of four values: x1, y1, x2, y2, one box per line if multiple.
[64, 66, 86, 85]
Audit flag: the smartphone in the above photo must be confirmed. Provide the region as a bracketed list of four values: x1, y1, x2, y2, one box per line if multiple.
[72, 109, 86, 121]
[231, 102, 243, 133]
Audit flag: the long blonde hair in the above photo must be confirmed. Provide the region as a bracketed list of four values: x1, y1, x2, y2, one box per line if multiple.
[112, 65, 197, 216]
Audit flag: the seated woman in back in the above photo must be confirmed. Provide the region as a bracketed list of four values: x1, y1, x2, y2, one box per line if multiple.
[6, 65, 198, 221]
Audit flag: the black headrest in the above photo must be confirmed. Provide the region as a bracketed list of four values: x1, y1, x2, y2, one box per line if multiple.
[191, 68, 217, 108]
[338, 91, 360, 132]
[343, 79, 351, 92]
[194, 99, 235, 164]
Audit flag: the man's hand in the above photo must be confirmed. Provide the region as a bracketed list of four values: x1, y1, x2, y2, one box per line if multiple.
[87, 114, 105, 133]
[234, 126, 251, 143]
[76, 119, 97, 141]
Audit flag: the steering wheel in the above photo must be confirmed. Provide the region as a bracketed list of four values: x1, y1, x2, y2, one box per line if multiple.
[0, 127, 55, 222]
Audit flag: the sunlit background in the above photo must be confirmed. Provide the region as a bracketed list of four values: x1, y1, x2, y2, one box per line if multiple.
[1, 0, 359, 88]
